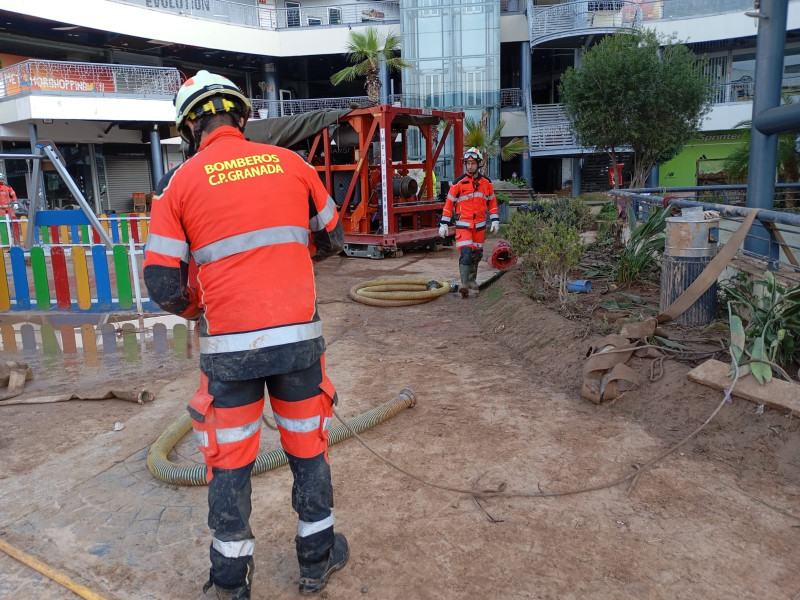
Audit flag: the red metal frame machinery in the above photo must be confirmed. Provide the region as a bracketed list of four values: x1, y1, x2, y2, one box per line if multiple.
[306, 105, 464, 256]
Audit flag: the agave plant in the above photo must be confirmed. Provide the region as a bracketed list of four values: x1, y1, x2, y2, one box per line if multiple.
[723, 271, 800, 383]
[614, 203, 672, 283]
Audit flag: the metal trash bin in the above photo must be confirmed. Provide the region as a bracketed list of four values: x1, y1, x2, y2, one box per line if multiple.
[659, 216, 720, 326]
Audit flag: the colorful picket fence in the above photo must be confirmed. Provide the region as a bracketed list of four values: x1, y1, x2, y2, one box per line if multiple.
[0, 244, 157, 313]
[0, 321, 195, 367]
[0, 212, 149, 248]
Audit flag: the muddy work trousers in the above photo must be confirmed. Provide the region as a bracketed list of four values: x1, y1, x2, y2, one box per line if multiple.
[190, 356, 338, 598]
[455, 224, 485, 266]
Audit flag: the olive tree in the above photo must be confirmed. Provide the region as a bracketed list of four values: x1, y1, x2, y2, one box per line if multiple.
[560, 30, 713, 189]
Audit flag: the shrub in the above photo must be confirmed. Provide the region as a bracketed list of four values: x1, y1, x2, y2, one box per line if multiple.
[543, 197, 595, 231]
[495, 191, 510, 205]
[506, 210, 585, 303]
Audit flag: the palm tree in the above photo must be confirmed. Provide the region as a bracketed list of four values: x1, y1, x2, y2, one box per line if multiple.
[330, 27, 411, 106]
[464, 115, 527, 162]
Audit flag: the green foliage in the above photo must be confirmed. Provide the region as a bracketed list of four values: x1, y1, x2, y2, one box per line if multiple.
[615, 204, 671, 283]
[722, 95, 800, 184]
[330, 27, 410, 106]
[721, 271, 800, 383]
[560, 30, 713, 189]
[597, 202, 618, 221]
[495, 191, 510, 205]
[506, 211, 585, 302]
[464, 116, 527, 161]
[540, 197, 595, 231]
[507, 177, 528, 189]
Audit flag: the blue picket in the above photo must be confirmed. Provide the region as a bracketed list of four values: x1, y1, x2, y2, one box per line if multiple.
[92, 244, 113, 311]
[9, 247, 30, 310]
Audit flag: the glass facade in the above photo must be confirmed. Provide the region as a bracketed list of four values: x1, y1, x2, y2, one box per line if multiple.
[401, 0, 501, 176]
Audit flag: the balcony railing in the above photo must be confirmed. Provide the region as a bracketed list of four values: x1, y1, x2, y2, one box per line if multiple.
[249, 95, 398, 117]
[0, 60, 182, 100]
[501, 88, 523, 108]
[529, 0, 643, 46]
[112, 0, 399, 30]
[528, 0, 774, 46]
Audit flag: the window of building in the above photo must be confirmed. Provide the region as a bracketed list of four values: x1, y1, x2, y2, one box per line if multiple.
[307, 16, 322, 26]
[464, 71, 483, 106]
[419, 0, 439, 17]
[286, 1, 300, 27]
[328, 7, 342, 24]
[422, 72, 443, 108]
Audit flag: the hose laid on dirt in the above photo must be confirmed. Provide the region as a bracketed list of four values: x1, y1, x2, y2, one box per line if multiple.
[0, 538, 109, 600]
[147, 388, 416, 486]
[349, 278, 451, 307]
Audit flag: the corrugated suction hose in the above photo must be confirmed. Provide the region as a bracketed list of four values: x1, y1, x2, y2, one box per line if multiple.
[349, 278, 451, 307]
[148, 388, 417, 486]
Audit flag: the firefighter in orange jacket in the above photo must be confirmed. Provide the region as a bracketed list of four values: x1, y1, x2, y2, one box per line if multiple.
[438, 147, 499, 297]
[0, 173, 17, 218]
[143, 71, 348, 600]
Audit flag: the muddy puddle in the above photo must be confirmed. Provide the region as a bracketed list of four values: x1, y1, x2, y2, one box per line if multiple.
[0, 313, 197, 393]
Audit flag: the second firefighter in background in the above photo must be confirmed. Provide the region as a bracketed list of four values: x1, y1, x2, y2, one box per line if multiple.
[439, 147, 499, 297]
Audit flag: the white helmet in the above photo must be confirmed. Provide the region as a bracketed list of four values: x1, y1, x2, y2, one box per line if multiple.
[0, 173, 5, 180]
[174, 70, 251, 143]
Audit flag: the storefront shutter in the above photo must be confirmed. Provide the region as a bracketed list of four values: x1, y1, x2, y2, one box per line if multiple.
[105, 158, 151, 213]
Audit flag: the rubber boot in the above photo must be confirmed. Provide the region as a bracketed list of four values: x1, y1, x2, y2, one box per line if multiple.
[468, 263, 479, 290]
[459, 263, 471, 298]
[299, 532, 350, 595]
[197, 582, 249, 600]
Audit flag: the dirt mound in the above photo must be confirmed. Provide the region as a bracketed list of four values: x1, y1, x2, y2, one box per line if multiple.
[476, 268, 800, 492]
[474, 267, 587, 396]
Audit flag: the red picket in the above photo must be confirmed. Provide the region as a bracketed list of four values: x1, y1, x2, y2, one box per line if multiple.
[50, 246, 72, 309]
[49, 226, 60, 244]
[130, 217, 140, 243]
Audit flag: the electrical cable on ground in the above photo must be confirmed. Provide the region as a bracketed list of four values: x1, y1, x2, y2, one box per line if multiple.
[333, 352, 740, 500]
[0, 538, 109, 600]
[349, 278, 451, 307]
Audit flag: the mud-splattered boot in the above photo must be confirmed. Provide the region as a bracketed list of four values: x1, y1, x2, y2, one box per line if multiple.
[298, 533, 350, 595]
[468, 262, 480, 290]
[197, 583, 250, 600]
[459, 263, 471, 298]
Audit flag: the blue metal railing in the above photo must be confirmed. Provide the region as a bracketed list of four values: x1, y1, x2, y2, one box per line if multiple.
[615, 187, 800, 272]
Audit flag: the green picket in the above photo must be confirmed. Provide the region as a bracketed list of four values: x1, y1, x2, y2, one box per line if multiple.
[122, 323, 138, 362]
[30, 246, 51, 310]
[173, 323, 188, 361]
[80, 225, 89, 244]
[120, 214, 130, 243]
[112, 245, 133, 309]
[0, 216, 9, 246]
[41, 227, 50, 244]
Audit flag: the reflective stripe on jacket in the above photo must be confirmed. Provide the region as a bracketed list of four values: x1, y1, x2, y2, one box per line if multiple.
[143, 126, 344, 380]
[440, 173, 498, 227]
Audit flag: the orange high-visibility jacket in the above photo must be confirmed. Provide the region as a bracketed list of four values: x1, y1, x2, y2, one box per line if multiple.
[0, 184, 17, 212]
[440, 173, 498, 230]
[144, 126, 344, 380]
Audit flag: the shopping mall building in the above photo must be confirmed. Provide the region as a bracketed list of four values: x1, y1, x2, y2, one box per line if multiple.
[0, 0, 799, 212]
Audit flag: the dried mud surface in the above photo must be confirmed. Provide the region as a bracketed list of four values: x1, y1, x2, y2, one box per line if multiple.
[1, 241, 799, 600]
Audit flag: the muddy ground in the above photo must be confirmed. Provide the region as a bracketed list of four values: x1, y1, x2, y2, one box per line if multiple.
[1, 240, 799, 600]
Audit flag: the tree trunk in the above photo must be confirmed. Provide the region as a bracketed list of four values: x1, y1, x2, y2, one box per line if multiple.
[366, 66, 381, 106]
